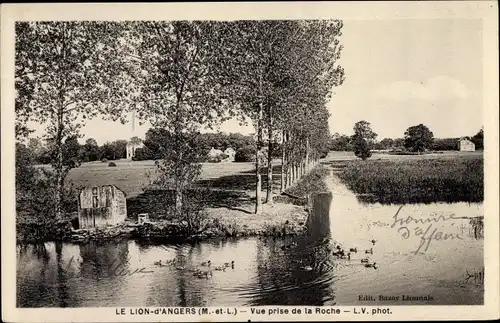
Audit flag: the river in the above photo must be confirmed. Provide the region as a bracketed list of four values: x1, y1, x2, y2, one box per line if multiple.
[16, 171, 484, 307]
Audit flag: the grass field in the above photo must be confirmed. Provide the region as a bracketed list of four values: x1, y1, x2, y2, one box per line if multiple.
[324, 151, 484, 204]
[55, 158, 286, 217]
[62, 159, 272, 198]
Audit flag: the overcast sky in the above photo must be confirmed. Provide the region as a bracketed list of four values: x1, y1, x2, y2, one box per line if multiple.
[328, 19, 483, 140]
[28, 19, 484, 145]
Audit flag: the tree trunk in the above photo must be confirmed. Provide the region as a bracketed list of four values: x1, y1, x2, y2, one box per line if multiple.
[286, 133, 292, 188]
[174, 150, 183, 218]
[255, 100, 263, 214]
[54, 105, 64, 221]
[293, 162, 298, 184]
[173, 98, 184, 218]
[286, 157, 291, 188]
[266, 113, 273, 204]
[280, 130, 286, 192]
[298, 156, 302, 178]
[305, 138, 310, 174]
[175, 183, 183, 217]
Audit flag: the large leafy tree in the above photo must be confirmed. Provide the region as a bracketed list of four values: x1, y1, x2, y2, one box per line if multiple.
[129, 136, 142, 145]
[111, 140, 128, 159]
[404, 124, 434, 152]
[81, 138, 99, 162]
[132, 21, 233, 217]
[331, 133, 352, 151]
[379, 138, 394, 150]
[61, 135, 82, 167]
[100, 142, 116, 160]
[351, 120, 377, 160]
[15, 22, 134, 220]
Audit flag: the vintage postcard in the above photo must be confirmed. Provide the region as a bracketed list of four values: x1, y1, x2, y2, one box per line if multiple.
[1, 1, 499, 322]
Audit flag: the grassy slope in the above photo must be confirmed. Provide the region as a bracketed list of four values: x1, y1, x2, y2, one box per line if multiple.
[63, 159, 258, 198]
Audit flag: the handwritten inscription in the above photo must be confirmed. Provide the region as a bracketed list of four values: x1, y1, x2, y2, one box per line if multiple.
[391, 205, 463, 254]
[64, 256, 154, 279]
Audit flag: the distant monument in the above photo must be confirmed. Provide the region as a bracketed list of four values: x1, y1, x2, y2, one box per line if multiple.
[126, 140, 144, 160]
[126, 110, 144, 160]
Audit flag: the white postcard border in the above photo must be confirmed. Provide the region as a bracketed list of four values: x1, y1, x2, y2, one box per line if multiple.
[1, 2, 498, 322]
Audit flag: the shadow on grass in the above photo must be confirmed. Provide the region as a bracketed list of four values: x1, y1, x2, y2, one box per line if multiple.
[127, 164, 287, 218]
[127, 187, 253, 218]
[197, 164, 282, 191]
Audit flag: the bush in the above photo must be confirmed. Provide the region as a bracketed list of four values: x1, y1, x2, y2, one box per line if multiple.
[432, 138, 459, 151]
[133, 147, 154, 161]
[235, 145, 256, 162]
[206, 153, 229, 163]
[335, 157, 484, 204]
[352, 136, 372, 160]
[16, 170, 81, 242]
[108, 162, 117, 167]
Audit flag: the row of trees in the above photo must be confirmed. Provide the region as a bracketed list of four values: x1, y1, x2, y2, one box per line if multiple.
[331, 123, 484, 155]
[15, 20, 343, 220]
[132, 130, 257, 162]
[22, 131, 257, 165]
[23, 136, 129, 164]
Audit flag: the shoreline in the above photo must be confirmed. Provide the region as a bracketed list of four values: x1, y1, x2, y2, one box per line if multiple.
[16, 165, 331, 245]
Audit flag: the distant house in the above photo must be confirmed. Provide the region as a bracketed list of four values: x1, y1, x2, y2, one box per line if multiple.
[207, 147, 224, 160]
[208, 147, 224, 157]
[458, 138, 475, 152]
[223, 147, 236, 162]
[126, 141, 144, 159]
[78, 185, 127, 229]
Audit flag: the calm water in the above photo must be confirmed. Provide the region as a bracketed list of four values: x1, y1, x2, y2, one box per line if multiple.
[17, 173, 484, 307]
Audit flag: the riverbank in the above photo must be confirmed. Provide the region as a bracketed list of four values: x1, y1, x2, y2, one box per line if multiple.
[17, 164, 330, 244]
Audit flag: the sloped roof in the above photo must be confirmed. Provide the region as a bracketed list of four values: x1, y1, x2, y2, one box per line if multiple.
[80, 184, 127, 197]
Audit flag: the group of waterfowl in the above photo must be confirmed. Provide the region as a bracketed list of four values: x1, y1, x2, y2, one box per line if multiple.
[332, 239, 378, 269]
[361, 239, 378, 269]
[276, 237, 380, 273]
[154, 259, 235, 279]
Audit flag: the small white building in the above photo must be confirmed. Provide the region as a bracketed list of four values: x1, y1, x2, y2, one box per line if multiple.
[223, 147, 236, 162]
[207, 147, 224, 160]
[126, 141, 144, 159]
[458, 138, 475, 152]
[78, 185, 127, 229]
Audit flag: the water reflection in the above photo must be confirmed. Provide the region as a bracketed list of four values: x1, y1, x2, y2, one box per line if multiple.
[17, 174, 484, 307]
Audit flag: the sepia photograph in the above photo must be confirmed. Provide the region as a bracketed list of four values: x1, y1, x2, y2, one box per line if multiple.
[2, 1, 499, 322]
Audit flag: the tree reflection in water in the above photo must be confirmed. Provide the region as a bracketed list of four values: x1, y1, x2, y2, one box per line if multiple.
[55, 241, 70, 307]
[251, 192, 335, 305]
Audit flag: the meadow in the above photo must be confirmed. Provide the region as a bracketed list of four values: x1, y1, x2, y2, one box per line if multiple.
[62, 159, 259, 199]
[326, 151, 484, 204]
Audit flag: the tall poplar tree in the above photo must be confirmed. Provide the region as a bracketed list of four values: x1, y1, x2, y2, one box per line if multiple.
[132, 21, 233, 217]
